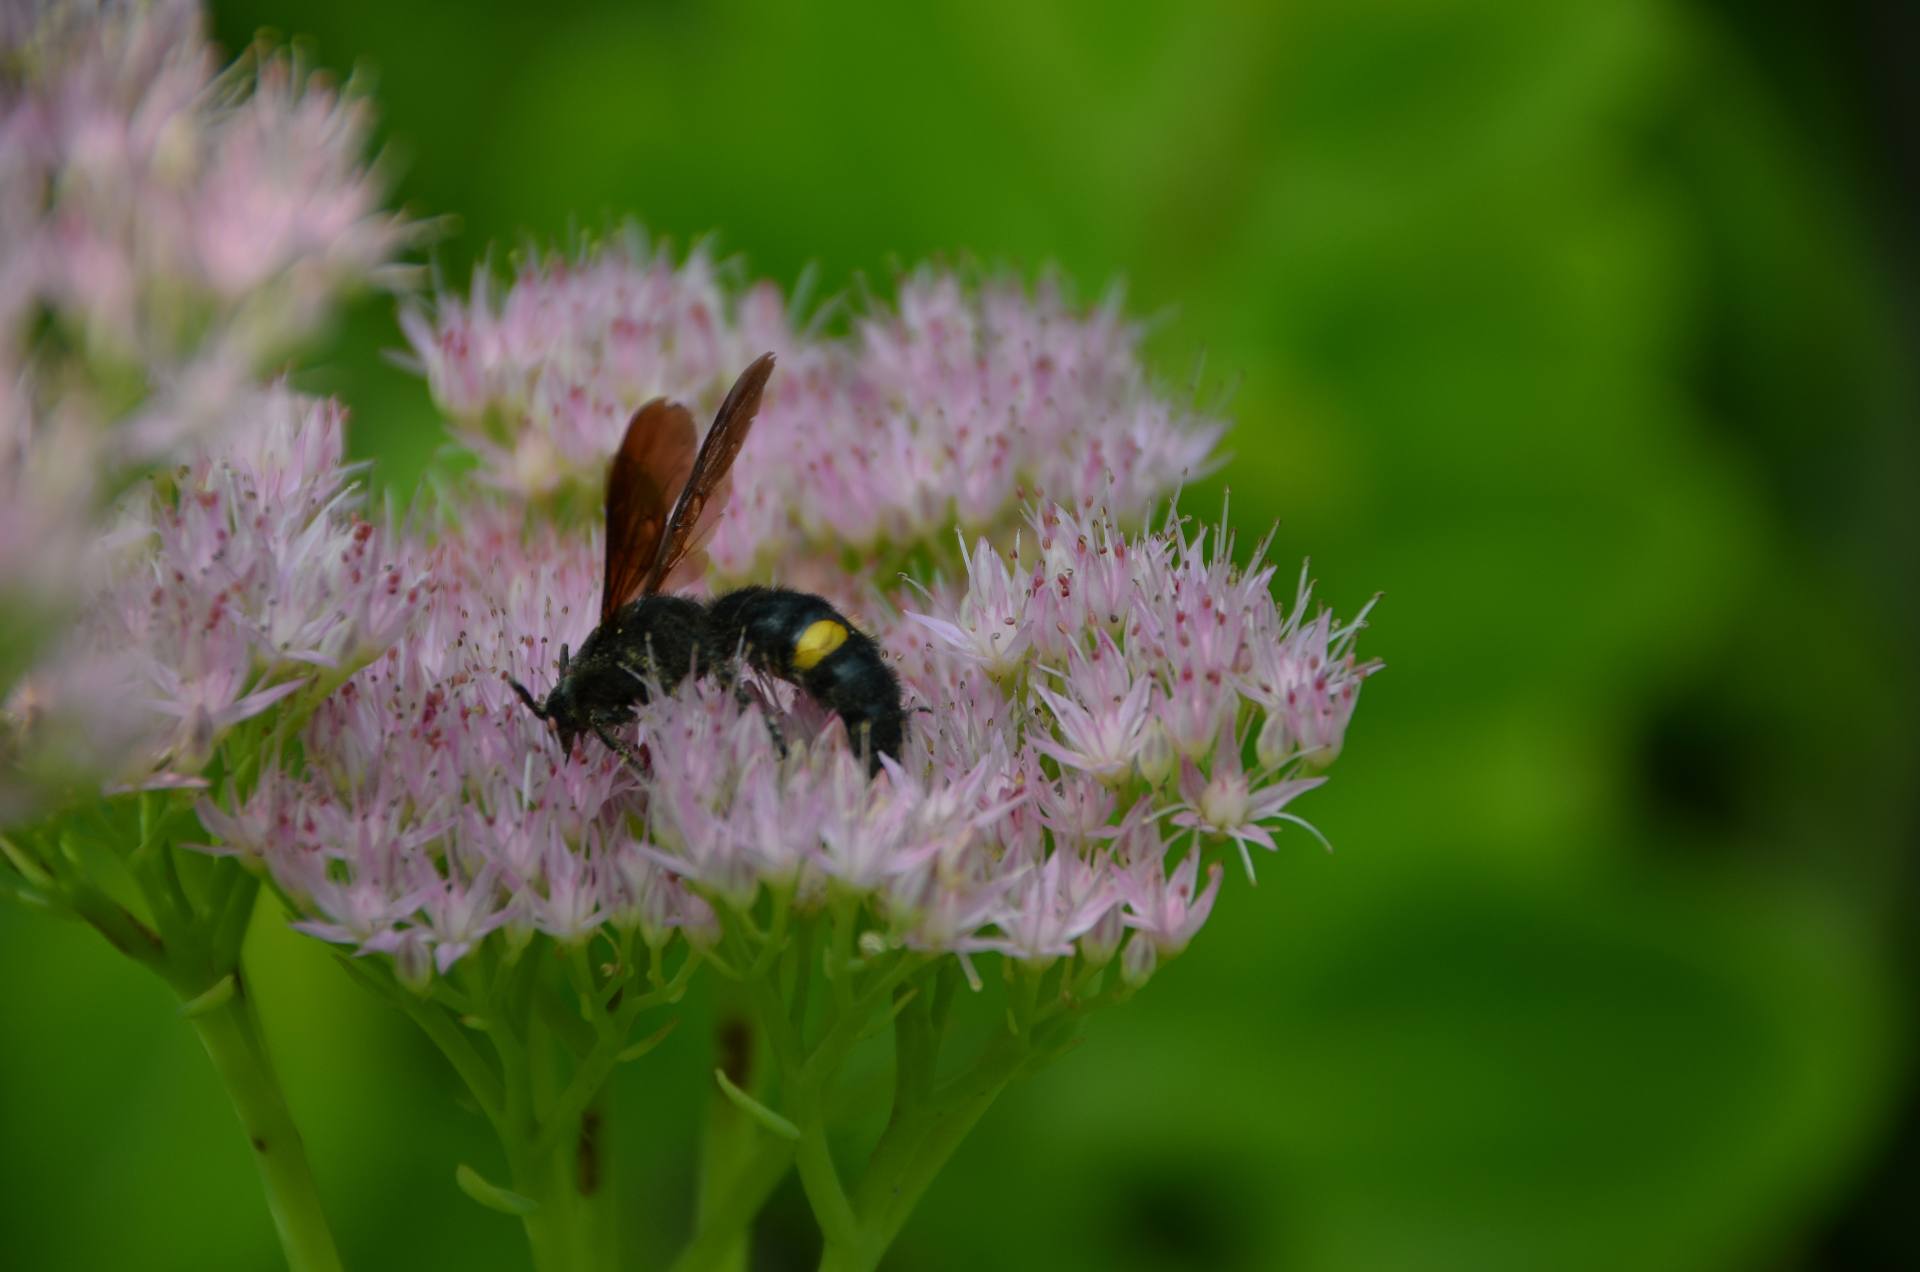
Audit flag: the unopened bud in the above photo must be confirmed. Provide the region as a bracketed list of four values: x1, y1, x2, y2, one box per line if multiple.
[1256, 710, 1289, 771]
[177, 703, 217, 772]
[1135, 721, 1173, 787]
[501, 913, 534, 961]
[627, 867, 677, 951]
[1119, 932, 1157, 989]
[1300, 739, 1342, 772]
[391, 930, 433, 995]
[1079, 905, 1124, 969]
[680, 892, 721, 950]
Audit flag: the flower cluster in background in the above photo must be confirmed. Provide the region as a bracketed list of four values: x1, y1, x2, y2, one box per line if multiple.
[1, 0, 408, 816]
[5, 0, 403, 382]
[0, 0, 404, 722]
[403, 238, 1224, 585]
[7, 387, 422, 811]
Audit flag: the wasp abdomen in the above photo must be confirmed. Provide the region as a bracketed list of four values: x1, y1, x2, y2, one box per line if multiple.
[708, 586, 903, 769]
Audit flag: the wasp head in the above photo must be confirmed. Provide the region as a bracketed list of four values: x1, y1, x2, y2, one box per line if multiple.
[507, 643, 577, 748]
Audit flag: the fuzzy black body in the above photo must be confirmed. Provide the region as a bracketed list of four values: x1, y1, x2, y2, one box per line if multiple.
[521, 588, 903, 771]
[508, 355, 903, 774]
[532, 595, 709, 753]
[707, 586, 904, 767]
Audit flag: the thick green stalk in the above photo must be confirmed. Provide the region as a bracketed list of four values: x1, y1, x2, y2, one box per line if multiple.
[794, 1104, 859, 1253]
[125, 840, 345, 1272]
[507, 1137, 579, 1272]
[818, 1022, 1035, 1272]
[695, 986, 762, 1272]
[187, 980, 345, 1272]
[574, 1087, 620, 1271]
[495, 953, 635, 1272]
[671, 1135, 795, 1272]
[839, 1065, 1018, 1269]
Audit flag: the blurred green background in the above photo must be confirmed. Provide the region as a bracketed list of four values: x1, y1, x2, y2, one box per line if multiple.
[3, 1, 1915, 1268]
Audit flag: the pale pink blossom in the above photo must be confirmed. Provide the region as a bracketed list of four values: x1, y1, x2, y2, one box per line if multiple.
[196, 486, 1373, 987]
[907, 534, 1033, 678]
[7, 0, 403, 373]
[1171, 724, 1328, 882]
[1028, 631, 1156, 783]
[5, 387, 424, 799]
[2, 0, 409, 822]
[401, 246, 1221, 589]
[1120, 848, 1223, 958]
[984, 847, 1119, 965]
[1244, 563, 1381, 768]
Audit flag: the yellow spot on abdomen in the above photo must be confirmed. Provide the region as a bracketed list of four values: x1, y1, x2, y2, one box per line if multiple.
[792, 619, 848, 671]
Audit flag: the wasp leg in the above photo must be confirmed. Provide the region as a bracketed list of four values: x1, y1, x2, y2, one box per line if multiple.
[591, 721, 647, 771]
[732, 678, 788, 760]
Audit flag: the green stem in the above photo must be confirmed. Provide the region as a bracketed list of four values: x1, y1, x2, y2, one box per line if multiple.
[506, 1070, 621, 1272]
[494, 952, 631, 1272]
[788, 918, 816, 1042]
[574, 1085, 619, 1272]
[187, 980, 345, 1272]
[821, 1035, 1033, 1272]
[533, 998, 643, 1158]
[396, 984, 507, 1125]
[794, 1102, 858, 1252]
[122, 842, 344, 1272]
[491, 961, 570, 1272]
[62, 875, 167, 970]
[17, 778, 346, 1271]
[695, 983, 763, 1272]
[670, 1135, 795, 1272]
[507, 1137, 578, 1272]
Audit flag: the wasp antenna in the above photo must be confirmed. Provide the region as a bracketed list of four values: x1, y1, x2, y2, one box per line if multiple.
[506, 676, 548, 719]
[558, 643, 571, 671]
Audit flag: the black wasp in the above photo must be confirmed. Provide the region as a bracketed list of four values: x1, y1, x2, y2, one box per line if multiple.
[508, 353, 904, 773]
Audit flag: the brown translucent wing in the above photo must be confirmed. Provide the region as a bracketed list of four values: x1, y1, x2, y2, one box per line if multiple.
[601, 398, 698, 622]
[641, 352, 776, 594]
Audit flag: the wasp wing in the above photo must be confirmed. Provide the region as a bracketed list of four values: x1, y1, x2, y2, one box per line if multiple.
[602, 398, 698, 622]
[641, 352, 775, 594]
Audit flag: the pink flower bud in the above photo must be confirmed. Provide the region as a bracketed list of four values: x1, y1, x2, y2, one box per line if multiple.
[1120, 932, 1157, 989]
[1079, 904, 1125, 969]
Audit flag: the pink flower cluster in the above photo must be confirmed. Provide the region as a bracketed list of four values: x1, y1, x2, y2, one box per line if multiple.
[4, 388, 422, 805]
[404, 240, 1223, 580]
[0, 0, 403, 667]
[198, 488, 1375, 986]
[4, 0, 403, 386]
[1, 1, 407, 813]
[198, 507, 710, 972]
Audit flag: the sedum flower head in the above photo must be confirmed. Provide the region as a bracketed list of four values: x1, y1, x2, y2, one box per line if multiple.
[1, 0, 410, 778]
[4, 386, 424, 809]
[197, 477, 1376, 992]
[400, 235, 769, 500]
[402, 240, 1224, 587]
[6, 0, 405, 378]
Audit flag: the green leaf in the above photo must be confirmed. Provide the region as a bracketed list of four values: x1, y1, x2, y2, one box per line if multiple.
[0, 834, 57, 891]
[712, 1068, 800, 1141]
[454, 1164, 538, 1217]
[176, 974, 236, 1019]
[616, 1017, 678, 1064]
